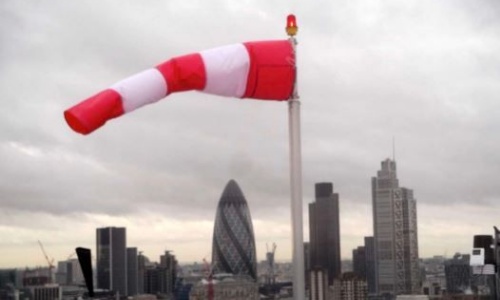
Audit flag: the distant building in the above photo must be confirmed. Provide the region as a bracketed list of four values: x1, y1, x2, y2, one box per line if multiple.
[56, 259, 84, 286]
[211, 180, 257, 280]
[137, 252, 150, 294]
[444, 253, 470, 295]
[304, 242, 311, 290]
[332, 272, 368, 300]
[96, 227, 127, 296]
[22, 268, 51, 287]
[28, 285, 62, 300]
[309, 182, 341, 285]
[189, 274, 258, 300]
[372, 159, 420, 297]
[353, 246, 367, 280]
[127, 247, 139, 296]
[309, 267, 329, 300]
[364, 237, 376, 296]
[159, 251, 177, 296]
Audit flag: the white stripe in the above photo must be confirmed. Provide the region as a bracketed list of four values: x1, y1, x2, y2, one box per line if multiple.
[110, 68, 167, 113]
[200, 43, 250, 98]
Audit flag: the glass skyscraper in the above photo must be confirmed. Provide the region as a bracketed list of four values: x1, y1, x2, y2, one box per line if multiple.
[211, 180, 257, 280]
[372, 159, 420, 297]
[96, 227, 127, 296]
[309, 182, 341, 286]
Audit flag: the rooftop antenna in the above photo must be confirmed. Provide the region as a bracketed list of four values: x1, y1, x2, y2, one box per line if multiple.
[392, 136, 396, 162]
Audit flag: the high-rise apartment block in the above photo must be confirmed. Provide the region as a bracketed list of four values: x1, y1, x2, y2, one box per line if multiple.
[96, 227, 127, 296]
[372, 159, 420, 297]
[309, 182, 341, 286]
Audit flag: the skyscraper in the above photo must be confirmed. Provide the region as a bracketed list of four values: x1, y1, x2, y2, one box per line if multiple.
[127, 247, 138, 296]
[211, 180, 257, 280]
[364, 236, 376, 296]
[309, 182, 341, 286]
[96, 227, 127, 296]
[372, 159, 420, 297]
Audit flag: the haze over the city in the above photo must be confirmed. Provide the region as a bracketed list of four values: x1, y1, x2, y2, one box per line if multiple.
[1, 0, 499, 268]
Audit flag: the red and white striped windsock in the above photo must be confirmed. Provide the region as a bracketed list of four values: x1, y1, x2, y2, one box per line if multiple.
[64, 40, 295, 135]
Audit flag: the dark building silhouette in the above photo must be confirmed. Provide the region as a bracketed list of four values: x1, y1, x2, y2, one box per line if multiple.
[309, 182, 341, 285]
[211, 180, 257, 280]
[444, 253, 471, 295]
[96, 227, 127, 296]
[364, 236, 376, 295]
[353, 246, 366, 280]
[127, 247, 138, 296]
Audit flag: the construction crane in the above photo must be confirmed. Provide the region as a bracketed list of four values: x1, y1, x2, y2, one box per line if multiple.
[266, 243, 277, 285]
[37, 240, 55, 283]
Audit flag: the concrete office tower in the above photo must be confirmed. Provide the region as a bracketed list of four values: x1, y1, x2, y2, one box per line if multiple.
[127, 248, 138, 296]
[96, 227, 127, 296]
[309, 182, 341, 285]
[212, 180, 257, 280]
[372, 159, 420, 297]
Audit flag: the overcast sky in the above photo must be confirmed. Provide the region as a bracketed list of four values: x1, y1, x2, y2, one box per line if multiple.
[1, 0, 500, 268]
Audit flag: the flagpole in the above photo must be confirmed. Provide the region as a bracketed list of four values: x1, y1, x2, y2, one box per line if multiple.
[286, 15, 305, 300]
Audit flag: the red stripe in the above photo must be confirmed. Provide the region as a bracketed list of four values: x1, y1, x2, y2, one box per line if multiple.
[156, 53, 206, 95]
[64, 89, 124, 135]
[242, 40, 295, 100]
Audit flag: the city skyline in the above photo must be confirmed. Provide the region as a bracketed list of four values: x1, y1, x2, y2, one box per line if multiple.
[1, 0, 500, 268]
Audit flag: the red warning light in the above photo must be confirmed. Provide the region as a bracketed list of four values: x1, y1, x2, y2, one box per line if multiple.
[286, 14, 298, 36]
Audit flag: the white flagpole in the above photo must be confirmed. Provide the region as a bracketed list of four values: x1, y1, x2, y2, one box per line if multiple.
[287, 15, 305, 300]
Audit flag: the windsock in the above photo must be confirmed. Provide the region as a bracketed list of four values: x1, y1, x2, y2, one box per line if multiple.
[64, 40, 295, 135]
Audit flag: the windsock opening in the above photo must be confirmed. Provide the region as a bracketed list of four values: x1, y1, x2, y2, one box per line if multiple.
[64, 89, 124, 135]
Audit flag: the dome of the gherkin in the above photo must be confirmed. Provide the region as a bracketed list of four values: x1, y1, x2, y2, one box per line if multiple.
[219, 179, 247, 205]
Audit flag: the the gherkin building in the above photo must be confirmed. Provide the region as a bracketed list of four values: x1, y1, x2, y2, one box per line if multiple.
[211, 179, 257, 280]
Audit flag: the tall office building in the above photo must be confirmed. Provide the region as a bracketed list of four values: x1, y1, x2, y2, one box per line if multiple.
[372, 159, 420, 297]
[309, 182, 341, 286]
[353, 246, 367, 280]
[364, 236, 376, 296]
[127, 247, 138, 296]
[212, 180, 257, 280]
[96, 227, 127, 296]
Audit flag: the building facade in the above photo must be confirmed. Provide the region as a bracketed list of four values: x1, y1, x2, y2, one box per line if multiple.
[189, 275, 259, 300]
[353, 246, 367, 280]
[309, 182, 341, 285]
[212, 180, 257, 280]
[364, 236, 377, 296]
[56, 258, 84, 286]
[372, 159, 420, 297]
[96, 227, 127, 296]
[332, 272, 368, 300]
[127, 247, 139, 296]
